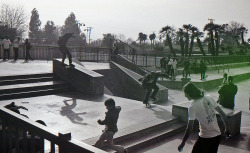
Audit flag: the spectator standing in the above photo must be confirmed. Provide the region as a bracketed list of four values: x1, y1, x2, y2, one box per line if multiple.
[182, 58, 190, 78]
[2, 36, 11, 60]
[169, 58, 178, 80]
[111, 42, 119, 62]
[217, 76, 238, 109]
[24, 39, 32, 61]
[178, 82, 230, 153]
[95, 98, 127, 153]
[199, 60, 207, 80]
[13, 37, 22, 60]
[160, 57, 167, 73]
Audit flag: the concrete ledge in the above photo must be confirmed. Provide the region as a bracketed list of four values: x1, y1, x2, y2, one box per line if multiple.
[172, 101, 242, 137]
[53, 59, 104, 96]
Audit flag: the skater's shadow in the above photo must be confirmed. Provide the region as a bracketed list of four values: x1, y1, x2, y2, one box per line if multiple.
[60, 98, 87, 125]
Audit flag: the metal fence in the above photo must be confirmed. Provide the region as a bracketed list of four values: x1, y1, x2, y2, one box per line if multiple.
[0, 45, 111, 62]
[123, 54, 250, 68]
[0, 107, 106, 153]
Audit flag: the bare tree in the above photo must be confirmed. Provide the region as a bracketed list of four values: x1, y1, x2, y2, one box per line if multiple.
[0, 3, 28, 37]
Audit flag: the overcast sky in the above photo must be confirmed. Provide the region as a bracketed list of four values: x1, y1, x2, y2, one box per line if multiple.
[2, 0, 250, 41]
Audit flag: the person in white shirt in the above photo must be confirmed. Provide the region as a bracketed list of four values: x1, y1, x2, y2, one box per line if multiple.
[13, 37, 22, 60]
[169, 58, 178, 80]
[178, 82, 231, 153]
[2, 36, 11, 60]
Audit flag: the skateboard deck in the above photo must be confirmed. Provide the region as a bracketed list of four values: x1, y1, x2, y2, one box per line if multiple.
[61, 63, 75, 68]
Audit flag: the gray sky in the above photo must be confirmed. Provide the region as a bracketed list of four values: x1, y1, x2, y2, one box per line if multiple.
[3, 0, 250, 41]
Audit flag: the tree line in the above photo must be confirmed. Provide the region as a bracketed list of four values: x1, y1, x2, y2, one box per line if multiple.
[137, 21, 249, 56]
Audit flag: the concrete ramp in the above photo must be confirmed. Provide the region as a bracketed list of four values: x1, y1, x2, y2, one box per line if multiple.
[53, 58, 104, 96]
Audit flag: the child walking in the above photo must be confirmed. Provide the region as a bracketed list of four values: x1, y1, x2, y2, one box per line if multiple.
[95, 98, 127, 153]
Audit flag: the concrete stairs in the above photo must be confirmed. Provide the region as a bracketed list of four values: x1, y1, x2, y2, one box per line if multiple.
[83, 117, 186, 153]
[0, 73, 71, 100]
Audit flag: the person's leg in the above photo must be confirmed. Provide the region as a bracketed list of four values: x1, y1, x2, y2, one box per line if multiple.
[3, 49, 7, 60]
[14, 48, 18, 60]
[105, 131, 124, 153]
[65, 48, 72, 65]
[150, 85, 159, 99]
[7, 49, 10, 60]
[143, 88, 152, 104]
[27, 50, 31, 60]
[191, 136, 206, 153]
[25, 50, 28, 61]
[16, 48, 19, 60]
[94, 131, 109, 149]
[207, 135, 221, 153]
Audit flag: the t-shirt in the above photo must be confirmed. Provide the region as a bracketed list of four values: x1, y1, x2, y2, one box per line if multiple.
[2, 39, 11, 49]
[188, 95, 221, 138]
[13, 39, 22, 48]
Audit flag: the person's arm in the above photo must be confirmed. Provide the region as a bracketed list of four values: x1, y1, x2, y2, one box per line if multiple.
[215, 106, 231, 137]
[178, 120, 194, 152]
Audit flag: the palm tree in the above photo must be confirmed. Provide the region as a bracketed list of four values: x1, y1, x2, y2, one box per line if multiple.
[160, 25, 176, 57]
[189, 26, 198, 56]
[204, 23, 216, 56]
[138, 32, 144, 45]
[142, 34, 147, 44]
[238, 26, 248, 45]
[149, 33, 156, 49]
[194, 31, 206, 56]
[183, 24, 192, 56]
[177, 28, 185, 56]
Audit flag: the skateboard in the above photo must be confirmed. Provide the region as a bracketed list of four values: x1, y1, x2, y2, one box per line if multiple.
[61, 63, 75, 68]
[145, 97, 159, 108]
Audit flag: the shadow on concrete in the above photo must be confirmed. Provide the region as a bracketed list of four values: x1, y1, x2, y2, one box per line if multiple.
[0, 59, 8, 63]
[148, 105, 173, 121]
[57, 92, 109, 103]
[220, 132, 250, 151]
[59, 98, 87, 125]
[9, 60, 17, 63]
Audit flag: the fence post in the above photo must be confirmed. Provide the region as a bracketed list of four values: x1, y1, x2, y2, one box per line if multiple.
[97, 48, 99, 62]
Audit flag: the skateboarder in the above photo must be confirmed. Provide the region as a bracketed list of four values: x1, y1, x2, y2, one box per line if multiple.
[57, 33, 75, 67]
[139, 72, 168, 108]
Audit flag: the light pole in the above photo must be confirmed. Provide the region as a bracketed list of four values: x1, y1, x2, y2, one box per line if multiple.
[84, 27, 93, 44]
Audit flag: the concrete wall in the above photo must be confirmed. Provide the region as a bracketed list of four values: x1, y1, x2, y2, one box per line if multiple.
[53, 59, 104, 96]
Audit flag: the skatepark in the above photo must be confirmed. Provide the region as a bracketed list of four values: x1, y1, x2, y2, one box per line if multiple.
[0, 55, 250, 153]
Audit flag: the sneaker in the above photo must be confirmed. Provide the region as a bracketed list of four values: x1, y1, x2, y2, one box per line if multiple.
[146, 103, 151, 108]
[69, 64, 75, 68]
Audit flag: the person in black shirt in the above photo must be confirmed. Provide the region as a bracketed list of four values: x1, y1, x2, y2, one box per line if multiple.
[139, 72, 168, 107]
[57, 33, 75, 67]
[24, 39, 32, 61]
[217, 76, 238, 109]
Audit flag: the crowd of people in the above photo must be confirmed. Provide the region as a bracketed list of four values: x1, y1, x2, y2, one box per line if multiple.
[0, 36, 33, 61]
[1, 33, 75, 64]
[159, 56, 209, 81]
